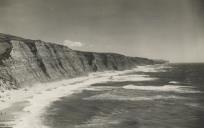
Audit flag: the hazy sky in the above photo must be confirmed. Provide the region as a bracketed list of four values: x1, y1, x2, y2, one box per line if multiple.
[0, 0, 204, 62]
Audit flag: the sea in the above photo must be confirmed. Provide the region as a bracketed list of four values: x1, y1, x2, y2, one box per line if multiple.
[41, 63, 204, 128]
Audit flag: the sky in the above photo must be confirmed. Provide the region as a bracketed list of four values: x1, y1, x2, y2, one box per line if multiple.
[0, 0, 204, 62]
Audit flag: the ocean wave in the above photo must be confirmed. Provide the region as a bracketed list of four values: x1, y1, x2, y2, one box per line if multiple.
[133, 64, 171, 73]
[109, 75, 157, 82]
[122, 85, 202, 93]
[83, 93, 186, 101]
[168, 81, 180, 84]
[185, 103, 201, 108]
[85, 86, 118, 91]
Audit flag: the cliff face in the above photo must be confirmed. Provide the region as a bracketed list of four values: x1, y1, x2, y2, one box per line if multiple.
[0, 33, 166, 89]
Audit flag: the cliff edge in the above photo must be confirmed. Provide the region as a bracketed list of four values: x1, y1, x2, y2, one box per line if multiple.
[0, 33, 166, 89]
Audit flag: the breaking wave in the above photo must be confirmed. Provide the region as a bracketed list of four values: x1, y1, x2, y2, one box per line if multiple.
[168, 81, 180, 84]
[133, 64, 171, 73]
[83, 93, 186, 101]
[109, 74, 157, 82]
[85, 86, 118, 91]
[122, 84, 202, 93]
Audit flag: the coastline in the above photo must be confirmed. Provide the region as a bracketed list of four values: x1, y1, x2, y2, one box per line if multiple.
[0, 65, 161, 128]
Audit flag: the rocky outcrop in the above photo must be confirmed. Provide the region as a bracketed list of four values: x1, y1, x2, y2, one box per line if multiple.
[0, 33, 166, 89]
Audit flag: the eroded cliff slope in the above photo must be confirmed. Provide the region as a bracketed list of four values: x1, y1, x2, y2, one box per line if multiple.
[0, 33, 166, 89]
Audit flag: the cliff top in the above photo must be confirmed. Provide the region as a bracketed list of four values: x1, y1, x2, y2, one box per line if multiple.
[0, 33, 168, 64]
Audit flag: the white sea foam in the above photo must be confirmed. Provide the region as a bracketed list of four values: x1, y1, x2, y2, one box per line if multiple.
[133, 64, 170, 73]
[83, 93, 186, 101]
[85, 86, 118, 91]
[109, 74, 157, 82]
[169, 81, 180, 84]
[185, 103, 201, 108]
[0, 65, 158, 128]
[123, 84, 202, 93]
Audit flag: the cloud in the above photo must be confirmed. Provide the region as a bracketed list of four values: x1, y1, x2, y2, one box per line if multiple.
[63, 40, 83, 47]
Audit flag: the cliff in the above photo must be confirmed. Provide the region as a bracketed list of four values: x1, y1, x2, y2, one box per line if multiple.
[0, 33, 166, 89]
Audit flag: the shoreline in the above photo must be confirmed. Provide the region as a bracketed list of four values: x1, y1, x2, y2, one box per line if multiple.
[0, 65, 162, 128]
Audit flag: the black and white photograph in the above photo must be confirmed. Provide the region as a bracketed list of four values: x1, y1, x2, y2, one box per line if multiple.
[0, 0, 204, 128]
